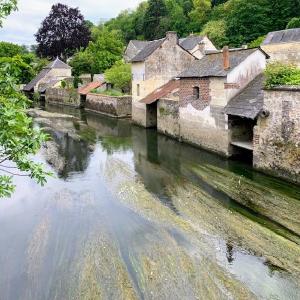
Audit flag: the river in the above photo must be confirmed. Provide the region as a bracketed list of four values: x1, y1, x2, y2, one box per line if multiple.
[0, 103, 299, 300]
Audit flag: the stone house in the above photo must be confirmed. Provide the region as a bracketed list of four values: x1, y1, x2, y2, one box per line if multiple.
[130, 32, 216, 127]
[177, 47, 268, 156]
[23, 57, 72, 93]
[261, 28, 300, 66]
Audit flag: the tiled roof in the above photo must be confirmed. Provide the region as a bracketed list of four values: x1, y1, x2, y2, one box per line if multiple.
[263, 28, 300, 45]
[178, 48, 261, 78]
[179, 36, 204, 50]
[79, 81, 104, 95]
[224, 74, 264, 119]
[131, 40, 151, 50]
[46, 57, 72, 69]
[139, 79, 180, 104]
[23, 68, 50, 91]
[131, 38, 165, 62]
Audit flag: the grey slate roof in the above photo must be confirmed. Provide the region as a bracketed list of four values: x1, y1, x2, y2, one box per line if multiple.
[263, 28, 300, 45]
[131, 38, 165, 62]
[131, 40, 151, 50]
[224, 74, 264, 119]
[23, 58, 71, 91]
[23, 68, 50, 91]
[178, 48, 259, 78]
[179, 36, 204, 50]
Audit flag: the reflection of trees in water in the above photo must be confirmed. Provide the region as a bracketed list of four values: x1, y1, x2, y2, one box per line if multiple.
[99, 136, 132, 155]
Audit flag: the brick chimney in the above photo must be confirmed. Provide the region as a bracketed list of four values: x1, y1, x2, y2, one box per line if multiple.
[223, 46, 230, 70]
[166, 31, 178, 45]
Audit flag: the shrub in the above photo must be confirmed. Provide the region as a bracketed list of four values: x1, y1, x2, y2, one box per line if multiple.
[248, 35, 266, 48]
[60, 80, 67, 88]
[264, 62, 300, 88]
[286, 17, 300, 29]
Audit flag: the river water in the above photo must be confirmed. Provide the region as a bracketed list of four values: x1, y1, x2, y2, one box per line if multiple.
[0, 104, 300, 300]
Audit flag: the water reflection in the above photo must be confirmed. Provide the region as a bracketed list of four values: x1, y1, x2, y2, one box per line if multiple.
[0, 104, 299, 300]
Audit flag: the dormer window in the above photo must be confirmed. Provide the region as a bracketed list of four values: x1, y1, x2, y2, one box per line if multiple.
[193, 86, 200, 100]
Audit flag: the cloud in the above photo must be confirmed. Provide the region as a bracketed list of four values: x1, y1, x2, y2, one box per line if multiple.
[0, 0, 142, 45]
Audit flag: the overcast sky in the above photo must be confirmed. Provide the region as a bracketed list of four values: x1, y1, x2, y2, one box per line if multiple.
[0, 0, 142, 45]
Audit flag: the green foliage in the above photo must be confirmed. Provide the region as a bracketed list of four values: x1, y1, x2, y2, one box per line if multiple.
[0, 57, 52, 197]
[60, 80, 67, 89]
[248, 35, 266, 48]
[201, 19, 229, 48]
[189, 0, 211, 31]
[287, 17, 300, 29]
[86, 27, 124, 74]
[143, 0, 168, 39]
[0, 41, 27, 57]
[32, 92, 40, 102]
[70, 50, 93, 76]
[104, 61, 131, 93]
[0, 0, 17, 27]
[264, 62, 300, 88]
[0, 55, 34, 84]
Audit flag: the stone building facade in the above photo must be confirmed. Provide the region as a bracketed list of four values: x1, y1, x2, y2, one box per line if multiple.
[261, 28, 300, 66]
[253, 87, 300, 184]
[178, 47, 268, 156]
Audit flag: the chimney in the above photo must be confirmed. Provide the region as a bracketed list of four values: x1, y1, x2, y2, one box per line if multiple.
[223, 46, 230, 70]
[166, 31, 178, 45]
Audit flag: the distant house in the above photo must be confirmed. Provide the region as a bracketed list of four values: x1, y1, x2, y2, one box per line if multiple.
[130, 31, 211, 127]
[261, 28, 300, 66]
[125, 34, 216, 62]
[177, 47, 269, 156]
[23, 57, 72, 93]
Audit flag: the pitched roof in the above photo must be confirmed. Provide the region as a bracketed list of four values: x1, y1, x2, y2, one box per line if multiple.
[263, 28, 300, 45]
[179, 36, 204, 50]
[224, 74, 264, 119]
[38, 79, 61, 93]
[131, 38, 165, 62]
[79, 81, 104, 95]
[46, 57, 72, 69]
[178, 48, 262, 78]
[139, 79, 180, 104]
[131, 40, 151, 50]
[23, 68, 50, 91]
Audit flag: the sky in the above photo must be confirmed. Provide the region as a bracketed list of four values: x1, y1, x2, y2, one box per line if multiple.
[0, 0, 142, 45]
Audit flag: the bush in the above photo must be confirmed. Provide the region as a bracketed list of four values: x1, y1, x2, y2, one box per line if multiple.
[264, 62, 300, 88]
[91, 88, 123, 96]
[286, 17, 300, 29]
[61, 80, 67, 88]
[248, 35, 266, 48]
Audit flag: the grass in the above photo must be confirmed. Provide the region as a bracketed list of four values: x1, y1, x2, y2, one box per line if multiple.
[91, 88, 124, 96]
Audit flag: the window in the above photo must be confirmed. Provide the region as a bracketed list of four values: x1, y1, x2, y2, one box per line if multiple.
[137, 84, 140, 96]
[193, 86, 200, 99]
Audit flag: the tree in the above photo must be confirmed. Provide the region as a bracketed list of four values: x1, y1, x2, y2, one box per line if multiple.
[104, 61, 132, 93]
[0, 41, 27, 57]
[70, 50, 94, 78]
[201, 19, 229, 48]
[0, 0, 17, 27]
[86, 27, 124, 74]
[287, 17, 300, 29]
[0, 3, 51, 197]
[189, 0, 211, 32]
[143, 0, 168, 39]
[35, 3, 90, 60]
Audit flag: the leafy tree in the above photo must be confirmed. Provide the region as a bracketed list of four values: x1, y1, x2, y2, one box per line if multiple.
[165, 0, 188, 36]
[35, 3, 90, 60]
[248, 35, 266, 48]
[104, 61, 132, 93]
[143, 0, 168, 39]
[287, 17, 300, 29]
[0, 1, 51, 197]
[189, 0, 211, 31]
[0, 0, 17, 26]
[225, 0, 271, 46]
[0, 41, 27, 57]
[86, 27, 124, 74]
[201, 19, 229, 48]
[70, 50, 94, 78]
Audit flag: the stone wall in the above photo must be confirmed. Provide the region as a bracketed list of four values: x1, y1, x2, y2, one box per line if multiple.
[261, 43, 300, 67]
[179, 77, 231, 156]
[45, 87, 80, 107]
[253, 87, 300, 184]
[157, 99, 180, 138]
[85, 93, 132, 118]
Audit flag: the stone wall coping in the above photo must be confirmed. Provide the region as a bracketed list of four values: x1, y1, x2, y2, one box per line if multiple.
[264, 85, 300, 92]
[87, 92, 131, 99]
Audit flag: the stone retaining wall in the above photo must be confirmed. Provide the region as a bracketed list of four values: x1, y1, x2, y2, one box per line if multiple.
[85, 93, 132, 118]
[45, 88, 80, 107]
[253, 87, 300, 184]
[157, 99, 180, 138]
